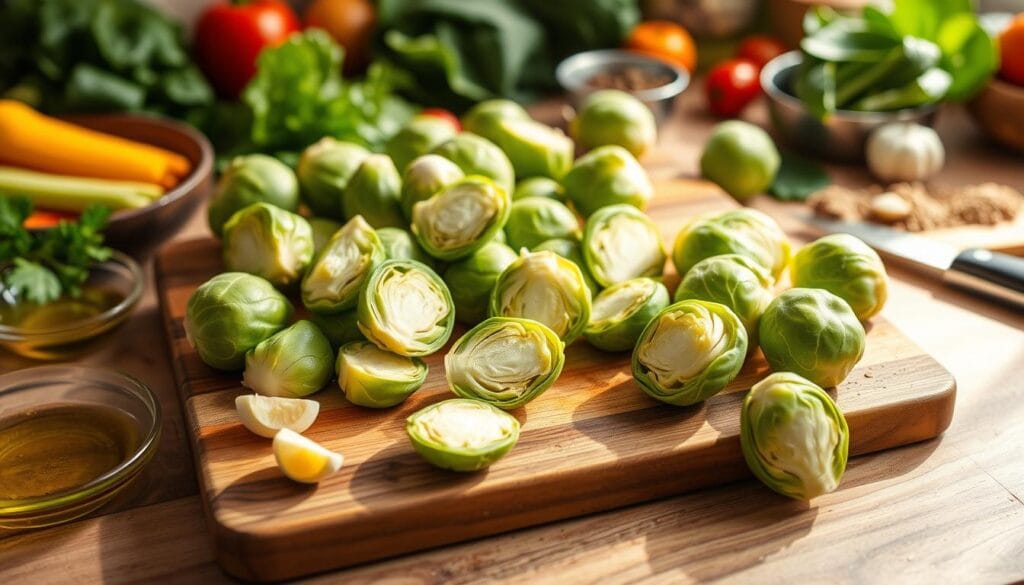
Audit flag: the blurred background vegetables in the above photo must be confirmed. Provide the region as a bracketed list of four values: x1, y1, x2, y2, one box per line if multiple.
[624, 20, 697, 73]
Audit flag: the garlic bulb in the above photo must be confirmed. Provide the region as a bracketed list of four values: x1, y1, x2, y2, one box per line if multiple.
[865, 122, 945, 183]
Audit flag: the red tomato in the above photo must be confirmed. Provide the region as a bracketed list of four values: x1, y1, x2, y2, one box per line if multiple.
[194, 0, 301, 99]
[420, 108, 462, 133]
[705, 59, 762, 117]
[736, 36, 787, 70]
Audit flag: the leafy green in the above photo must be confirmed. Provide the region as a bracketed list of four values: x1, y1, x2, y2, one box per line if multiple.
[769, 153, 831, 201]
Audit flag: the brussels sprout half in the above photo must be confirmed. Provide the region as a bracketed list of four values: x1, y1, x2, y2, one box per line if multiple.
[532, 238, 601, 296]
[385, 114, 459, 173]
[342, 154, 406, 229]
[570, 90, 657, 158]
[584, 278, 671, 352]
[462, 99, 531, 138]
[376, 227, 436, 268]
[208, 154, 300, 237]
[308, 217, 342, 256]
[222, 203, 314, 288]
[242, 320, 334, 398]
[674, 254, 775, 346]
[357, 259, 455, 356]
[504, 197, 580, 251]
[443, 242, 519, 325]
[562, 145, 653, 217]
[296, 138, 370, 220]
[337, 341, 428, 408]
[741, 372, 849, 500]
[406, 398, 521, 472]
[490, 250, 592, 343]
[513, 177, 565, 202]
[432, 133, 515, 195]
[411, 175, 511, 261]
[301, 215, 386, 314]
[671, 208, 792, 280]
[401, 154, 465, 219]
[791, 234, 889, 321]
[582, 204, 666, 287]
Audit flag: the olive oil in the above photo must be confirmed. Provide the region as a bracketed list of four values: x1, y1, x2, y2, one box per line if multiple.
[0, 285, 122, 330]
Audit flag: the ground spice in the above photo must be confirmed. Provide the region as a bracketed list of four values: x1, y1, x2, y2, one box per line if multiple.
[587, 67, 672, 92]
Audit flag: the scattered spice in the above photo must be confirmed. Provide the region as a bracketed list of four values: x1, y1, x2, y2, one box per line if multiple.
[587, 67, 671, 92]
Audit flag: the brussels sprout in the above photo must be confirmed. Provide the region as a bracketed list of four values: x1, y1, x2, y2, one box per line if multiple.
[221, 203, 314, 288]
[309, 310, 364, 350]
[308, 217, 342, 256]
[504, 198, 580, 251]
[513, 177, 565, 201]
[296, 138, 371, 220]
[301, 215, 386, 314]
[791, 234, 889, 321]
[701, 120, 780, 201]
[462, 99, 531, 137]
[376, 227, 436, 268]
[759, 289, 866, 388]
[674, 254, 774, 346]
[632, 300, 748, 406]
[184, 273, 293, 371]
[445, 317, 565, 409]
[432, 133, 515, 195]
[401, 154, 465, 219]
[671, 208, 792, 280]
[570, 90, 657, 158]
[582, 204, 666, 287]
[341, 154, 405, 228]
[406, 398, 520, 472]
[242, 320, 334, 398]
[741, 372, 849, 500]
[489, 250, 592, 343]
[486, 118, 575, 180]
[562, 145, 653, 217]
[336, 341, 428, 408]
[532, 238, 601, 295]
[411, 176, 511, 261]
[208, 154, 300, 237]
[584, 278, 671, 352]
[443, 242, 518, 325]
[385, 115, 459, 173]
[357, 259, 455, 356]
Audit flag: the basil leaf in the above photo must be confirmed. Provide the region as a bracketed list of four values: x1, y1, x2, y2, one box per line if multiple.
[852, 68, 952, 111]
[769, 152, 831, 202]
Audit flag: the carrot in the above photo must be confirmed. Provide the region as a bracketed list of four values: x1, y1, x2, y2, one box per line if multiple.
[23, 209, 79, 229]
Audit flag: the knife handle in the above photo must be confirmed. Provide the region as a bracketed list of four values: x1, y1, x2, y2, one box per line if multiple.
[944, 248, 1024, 309]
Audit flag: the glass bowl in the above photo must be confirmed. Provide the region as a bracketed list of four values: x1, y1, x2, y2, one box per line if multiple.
[0, 366, 161, 529]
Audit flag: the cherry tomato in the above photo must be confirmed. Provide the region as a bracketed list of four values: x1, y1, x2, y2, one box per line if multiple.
[705, 59, 762, 117]
[420, 108, 462, 133]
[999, 14, 1024, 86]
[737, 36, 787, 70]
[625, 21, 697, 73]
[194, 0, 301, 99]
[304, 0, 376, 74]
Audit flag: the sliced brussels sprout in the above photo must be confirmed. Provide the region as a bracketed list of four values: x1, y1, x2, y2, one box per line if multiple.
[582, 204, 666, 287]
[385, 114, 459, 173]
[513, 177, 565, 202]
[185, 273, 293, 371]
[296, 138, 370, 220]
[504, 198, 580, 251]
[341, 154, 405, 229]
[301, 215, 386, 314]
[531, 238, 601, 296]
[400, 154, 464, 219]
[671, 208, 792, 280]
[336, 341, 428, 408]
[674, 254, 774, 346]
[632, 300, 748, 406]
[489, 250, 592, 343]
[376, 227, 436, 268]
[462, 99, 531, 138]
[759, 288, 866, 388]
[741, 372, 849, 500]
[208, 154, 300, 237]
[357, 259, 455, 356]
[432, 133, 515, 195]
[411, 175, 511, 261]
[570, 90, 657, 158]
[486, 117, 574, 180]
[242, 320, 334, 398]
[791, 234, 889, 321]
[445, 317, 565, 409]
[406, 398, 521, 472]
[309, 310, 364, 350]
[221, 203, 314, 288]
[308, 217, 342, 256]
[562, 145, 653, 217]
[584, 278, 671, 352]
[443, 242, 518, 325]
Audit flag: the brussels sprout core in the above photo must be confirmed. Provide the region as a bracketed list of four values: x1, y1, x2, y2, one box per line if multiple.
[490, 250, 592, 342]
[582, 205, 665, 286]
[412, 176, 510, 261]
[406, 398, 521, 471]
[337, 341, 428, 408]
[358, 260, 455, 356]
[301, 215, 385, 314]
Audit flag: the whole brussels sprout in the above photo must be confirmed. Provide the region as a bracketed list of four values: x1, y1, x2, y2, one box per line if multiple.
[336, 341, 428, 408]
[532, 238, 601, 296]
[632, 300, 748, 406]
[462, 99, 530, 137]
[309, 310, 364, 350]
[385, 114, 459, 173]
[432, 133, 515, 195]
[400, 154, 464, 219]
[562, 145, 653, 217]
[443, 242, 518, 325]
[759, 288, 866, 387]
[741, 372, 849, 500]
[302, 215, 386, 314]
[376, 227, 436, 268]
[490, 250, 592, 343]
[672, 208, 791, 280]
[570, 90, 657, 158]
[445, 317, 565, 409]
[584, 278, 671, 352]
[208, 154, 300, 237]
[184, 273, 293, 370]
[791, 234, 889, 321]
[341, 154, 405, 229]
[411, 176, 510, 261]
[582, 204, 666, 287]
[484, 117, 574, 180]
[357, 259, 455, 356]
[242, 320, 334, 398]
[222, 203, 314, 288]
[296, 138, 369, 219]
[308, 217, 342, 256]
[701, 120, 780, 201]
[504, 198, 580, 251]
[513, 177, 565, 201]
[674, 254, 774, 346]
[406, 398, 520, 472]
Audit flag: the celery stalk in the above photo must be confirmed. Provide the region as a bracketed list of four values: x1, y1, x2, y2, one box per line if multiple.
[0, 166, 164, 211]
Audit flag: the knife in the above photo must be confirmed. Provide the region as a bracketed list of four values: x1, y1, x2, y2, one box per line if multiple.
[805, 215, 1024, 309]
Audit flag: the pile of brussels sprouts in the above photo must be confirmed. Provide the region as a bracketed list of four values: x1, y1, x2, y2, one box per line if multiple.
[185, 90, 890, 496]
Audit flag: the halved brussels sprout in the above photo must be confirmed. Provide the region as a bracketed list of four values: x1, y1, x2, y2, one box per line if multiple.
[504, 198, 580, 251]
[462, 99, 530, 138]
[406, 398, 520, 472]
[296, 138, 370, 219]
[562, 145, 653, 217]
[385, 114, 459, 173]
[741, 372, 849, 500]
[242, 320, 334, 397]
[432, 133, 515, 195]
[445, 317, 565, 409]
[486, 117, 574, 180]
[308, 217, 342, 256]
[411, 175, 510, 261]
[401, 154, 465, 219]
[532, 238, 601, 296]
[791, 234, 889, 321]
[671, 208, 791, 280]
[301, 215, 386, 314]
[336, 340, 428, 408]
[570, 90, 657, 158]
[443, 242, 518, 325]
[376, 227, 436, 268]
[513, 177, 565, 201]
[185, 273, 293, 371]
[584, 278, 671, 352]
[309, 310, 364, 350]
[632, 300, 748, 406]
[674, 254, 774, 346]
[357, 259, 455, 356]
[341, 154, 405, 229]
[490, 250, 592, 343]
[221, 203, 314, 288]
[582, 204, 666, 287]
[759, 288, 866, 388]
[208, 154, 300, 237]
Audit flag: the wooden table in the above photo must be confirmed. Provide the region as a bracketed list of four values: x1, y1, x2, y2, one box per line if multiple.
[2, 85, 1023, 584]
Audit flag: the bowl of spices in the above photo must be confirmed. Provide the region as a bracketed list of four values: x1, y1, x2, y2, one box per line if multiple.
[0, 366, 161, 529]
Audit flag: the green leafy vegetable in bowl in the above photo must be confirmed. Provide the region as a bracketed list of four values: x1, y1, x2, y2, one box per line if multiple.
[504, 198, 580, 251]
[443, 242, 519, 325]
[341, 154, 405, 229]
[490, 250, 592, 343]
[297, 139, 370, 220]
[581, 204, 666, 287]
[406, 398, 521, 472]
[357, 259, 455, 357]
[207, 154, 299, 238]
[221, 203, 313, 288]
[791, 234, 888, 321]
[584, 278, 670, 352]
[562, 145, 653, 218]
[242, 320, 334, 398]
[337, 340, 428, 408]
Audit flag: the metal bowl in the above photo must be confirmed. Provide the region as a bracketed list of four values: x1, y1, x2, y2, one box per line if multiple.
[761, 51, 939, 161]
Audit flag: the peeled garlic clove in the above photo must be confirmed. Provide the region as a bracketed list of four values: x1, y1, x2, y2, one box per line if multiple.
[869, 192, 912, 223]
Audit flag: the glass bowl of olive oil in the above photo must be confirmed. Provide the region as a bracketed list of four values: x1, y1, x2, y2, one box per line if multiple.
[0, 251, 144, 360]
[0, 365, 160, 529]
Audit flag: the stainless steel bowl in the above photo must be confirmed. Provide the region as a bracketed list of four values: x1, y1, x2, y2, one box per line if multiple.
[760, 51, 939, 161]
[642, 0, 760, 38]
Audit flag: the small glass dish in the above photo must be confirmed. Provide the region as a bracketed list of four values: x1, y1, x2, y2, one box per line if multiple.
[0, 366, 161, 529]
[0, 251, 144, 360]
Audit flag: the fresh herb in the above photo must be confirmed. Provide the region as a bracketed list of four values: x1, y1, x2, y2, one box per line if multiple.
[769, 152, 831, 201]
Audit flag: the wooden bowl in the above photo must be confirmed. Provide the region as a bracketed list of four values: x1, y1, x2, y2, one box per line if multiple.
[968, 77, 1024, 154]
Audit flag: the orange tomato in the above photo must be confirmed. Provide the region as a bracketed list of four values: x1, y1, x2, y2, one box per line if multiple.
[304, 0, 376, 74]
[625, 21, 697, 73]
[999, 14, 1024, 86]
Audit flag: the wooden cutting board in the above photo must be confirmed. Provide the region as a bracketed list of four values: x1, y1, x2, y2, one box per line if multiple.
[155, 179, 956, 582]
